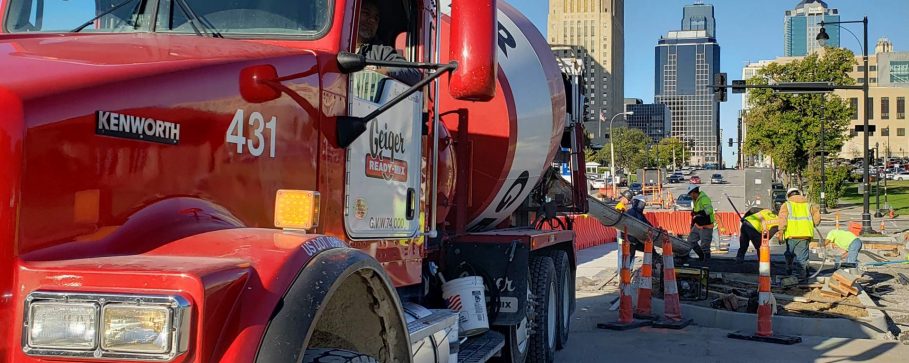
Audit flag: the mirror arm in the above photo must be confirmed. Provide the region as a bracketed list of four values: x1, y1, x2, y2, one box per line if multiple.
[362, 58, 455, 70]
[337, 61, 458, 148]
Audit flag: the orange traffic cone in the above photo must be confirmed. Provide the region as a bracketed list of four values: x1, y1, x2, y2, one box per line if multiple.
[598, 228, 652, 330]
[729, 228, 801, 344]
[634, 233, 657, 320]
[652, 235, 692, 329]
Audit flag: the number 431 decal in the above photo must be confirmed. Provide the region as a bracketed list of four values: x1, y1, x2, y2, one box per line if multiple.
[227, 109, 277, 157]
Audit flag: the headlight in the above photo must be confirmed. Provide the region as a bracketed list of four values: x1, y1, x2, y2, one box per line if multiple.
[28, 302, 98, 349]
[23, 292, 191, 361]
[102, 305, 171, 353]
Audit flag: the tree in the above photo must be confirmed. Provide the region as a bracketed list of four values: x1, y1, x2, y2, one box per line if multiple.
[651, 137, 689, 170]
[806, 161, 850, 209]
[608, 128, 652, 172]
[743, 47, 855, 187]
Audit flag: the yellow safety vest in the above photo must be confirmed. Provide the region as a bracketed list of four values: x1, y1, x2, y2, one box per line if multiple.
[784, 201, 814, 239]
[745, 209, 778, 232]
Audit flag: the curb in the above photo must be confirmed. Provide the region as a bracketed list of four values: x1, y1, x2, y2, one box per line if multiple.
[648, 290, 890, 340]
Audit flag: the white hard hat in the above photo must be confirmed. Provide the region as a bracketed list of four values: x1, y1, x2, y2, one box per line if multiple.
[632, 195, 646, 203]
[787, 188, 800, 196]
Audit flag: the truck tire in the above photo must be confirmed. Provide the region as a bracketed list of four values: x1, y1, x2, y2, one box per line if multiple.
[496, 317, 529, 363]
[547, 250, 572, 350]
[302, 348, 379, 363]
[528, 256, 557, 363]
[496, 273, 531, 363]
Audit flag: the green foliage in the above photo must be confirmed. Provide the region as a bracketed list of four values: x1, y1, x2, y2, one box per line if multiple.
[743, 47, 856, 183]
[608, 128, 652, 172]
[805, 161, 850, 209]
[651, 137, 689, 169]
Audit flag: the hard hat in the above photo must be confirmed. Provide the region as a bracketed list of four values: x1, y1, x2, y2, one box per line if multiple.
[687, 184, 700, 194]
[787, 187, 800, 196]
[621, 190, 633, 200]
[632, 195, 646, 203]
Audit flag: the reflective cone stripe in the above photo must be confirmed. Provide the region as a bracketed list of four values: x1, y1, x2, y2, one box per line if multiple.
[661, 235, 683, 321]
[635, 234, 654, 316]
[756, 227, 774, 337]
[618, 233, 634, 323]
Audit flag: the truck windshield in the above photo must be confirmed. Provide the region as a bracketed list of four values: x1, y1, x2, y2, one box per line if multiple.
[5, 0, 331, 37]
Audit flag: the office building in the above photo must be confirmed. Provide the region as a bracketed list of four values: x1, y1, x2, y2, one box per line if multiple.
[655, 3, 721, 166]
[681, 2, 715, 37]
[625, 103, 672, 143]
[548, 0, 625, 147]
[784, 0, 840, 56]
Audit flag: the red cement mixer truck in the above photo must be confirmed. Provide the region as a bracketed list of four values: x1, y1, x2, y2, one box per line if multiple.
[0, 0, 611, 362]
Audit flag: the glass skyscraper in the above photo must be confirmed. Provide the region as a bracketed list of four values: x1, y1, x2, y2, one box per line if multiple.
[655, 3, 721, 166]
[784, 0, 840, 56]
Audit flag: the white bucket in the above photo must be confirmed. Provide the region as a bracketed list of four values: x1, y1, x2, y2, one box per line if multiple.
[442, 276, 489, 337]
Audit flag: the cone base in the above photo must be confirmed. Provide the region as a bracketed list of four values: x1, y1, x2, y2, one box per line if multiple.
[596, 319, 652, 331]
[728, 331, 802, 345]
[633, 313, 658, 321]
[652, 318, 692, 329]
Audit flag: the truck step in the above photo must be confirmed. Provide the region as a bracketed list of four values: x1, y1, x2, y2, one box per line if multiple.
[457, 330, 505, 363]
[406, 309, 459, 343]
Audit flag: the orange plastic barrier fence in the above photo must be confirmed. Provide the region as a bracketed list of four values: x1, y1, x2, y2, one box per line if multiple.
[541, 211, 744, 251]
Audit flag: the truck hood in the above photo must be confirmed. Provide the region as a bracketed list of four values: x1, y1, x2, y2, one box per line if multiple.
[0, 33, 305, 100]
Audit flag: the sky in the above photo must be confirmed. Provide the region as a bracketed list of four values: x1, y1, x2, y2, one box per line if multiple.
[508, 0, 909, 167]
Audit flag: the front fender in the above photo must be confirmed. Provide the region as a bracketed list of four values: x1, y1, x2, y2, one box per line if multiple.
[254, 247, 411, 363]
[11, 229, 352, 363]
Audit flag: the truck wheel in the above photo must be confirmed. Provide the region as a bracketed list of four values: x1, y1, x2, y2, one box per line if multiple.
[496, 316, 530, 363]
[302, 348, 378, 363]
[528, 256, 557, 363]
[547, 250, 572, 350]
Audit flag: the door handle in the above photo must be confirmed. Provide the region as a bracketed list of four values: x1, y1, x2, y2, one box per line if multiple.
[406, 188, 416, 220]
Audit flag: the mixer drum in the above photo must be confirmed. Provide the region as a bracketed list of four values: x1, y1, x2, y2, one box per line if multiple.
[439, 1, 566, 231]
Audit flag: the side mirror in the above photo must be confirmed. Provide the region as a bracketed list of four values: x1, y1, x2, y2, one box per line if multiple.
[448, 0, 497, 101]
[239, 65, 281, 103]
[337, 51, 367, 74]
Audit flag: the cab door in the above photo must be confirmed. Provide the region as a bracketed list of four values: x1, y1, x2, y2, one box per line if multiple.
[344, 76, 422, 239]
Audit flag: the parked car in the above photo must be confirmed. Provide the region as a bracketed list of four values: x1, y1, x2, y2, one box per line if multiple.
[894, 171, 909, 181]
[710, 173, 724, 184]
[690, 175, 702, 184]
[591, 178, 606, 189]
[674, 194, 693, 211]
[628, 183, 643, 195]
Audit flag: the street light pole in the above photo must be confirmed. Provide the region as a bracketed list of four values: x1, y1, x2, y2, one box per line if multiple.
[609, 111, 633, 197]
[820, 93, 828, 214]
[875, 143, 882, 217]
[818, 16, 871, 233]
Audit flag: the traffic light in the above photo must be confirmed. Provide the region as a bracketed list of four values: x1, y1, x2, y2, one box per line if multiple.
[714, 73, 728, 102]
[728, 138, 733, 147]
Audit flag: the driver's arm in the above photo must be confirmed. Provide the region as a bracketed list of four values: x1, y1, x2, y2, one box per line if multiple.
[361, 44, 422, 86]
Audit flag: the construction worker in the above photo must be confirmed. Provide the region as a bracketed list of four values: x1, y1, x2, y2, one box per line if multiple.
[776, 188, 821, 279]
[735, 207, 779, 264]
[615, 189, 633, 213]
[624, 195, 661, 262]
[824, 229, 863, 265]
[686, 185, 714, 261]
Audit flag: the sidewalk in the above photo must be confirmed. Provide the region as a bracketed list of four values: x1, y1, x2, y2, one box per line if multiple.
[560, 244, 909, 362]
[557, 292, 909, 363]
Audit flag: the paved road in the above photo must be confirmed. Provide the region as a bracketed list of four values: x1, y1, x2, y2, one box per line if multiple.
[662, 169, 748, 214]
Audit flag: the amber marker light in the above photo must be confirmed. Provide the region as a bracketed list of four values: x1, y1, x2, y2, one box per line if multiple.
[274, 190, 320, 230]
